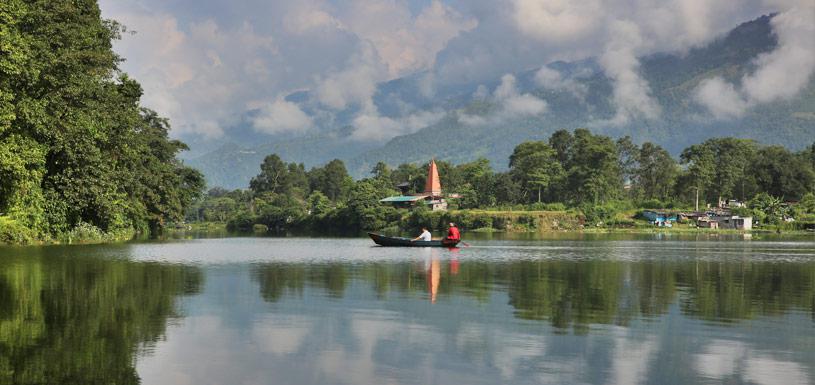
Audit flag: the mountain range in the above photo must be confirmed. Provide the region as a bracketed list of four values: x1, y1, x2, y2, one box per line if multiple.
[182, 14, 815, 189]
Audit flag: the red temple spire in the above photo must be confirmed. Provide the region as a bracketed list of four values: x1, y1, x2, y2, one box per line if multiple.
[424, 159, 442, 196]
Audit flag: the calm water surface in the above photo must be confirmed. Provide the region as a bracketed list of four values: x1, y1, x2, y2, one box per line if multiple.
[1, 234, 814, 385]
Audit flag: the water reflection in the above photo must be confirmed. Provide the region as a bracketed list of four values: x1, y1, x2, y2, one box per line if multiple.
[0, 248, 202, 385]
[250, 258, 815, 329]
[0, 238, 813, 385]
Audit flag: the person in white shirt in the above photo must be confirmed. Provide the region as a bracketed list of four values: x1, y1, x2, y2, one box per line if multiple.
[412, 227, 432, 242]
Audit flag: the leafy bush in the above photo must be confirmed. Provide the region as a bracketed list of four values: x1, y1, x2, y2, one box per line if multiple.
[62, 222, 127, 244]
[0, 217, 36, 244]
[580, 202, 628, 226]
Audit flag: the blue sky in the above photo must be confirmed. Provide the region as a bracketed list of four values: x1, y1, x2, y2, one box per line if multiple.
[98, 0, 812, 141]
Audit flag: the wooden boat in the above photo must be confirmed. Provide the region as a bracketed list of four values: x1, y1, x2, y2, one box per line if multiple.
[368, 232, 459, 247]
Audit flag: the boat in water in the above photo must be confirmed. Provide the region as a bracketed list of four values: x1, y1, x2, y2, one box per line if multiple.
[368, 232, 460, 247]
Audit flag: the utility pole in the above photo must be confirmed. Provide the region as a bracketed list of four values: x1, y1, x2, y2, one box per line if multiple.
[695, 186, 699, 212]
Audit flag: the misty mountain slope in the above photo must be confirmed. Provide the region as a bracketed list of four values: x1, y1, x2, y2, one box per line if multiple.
[346, 14, 812, 176]
[189, 14, 814, 188]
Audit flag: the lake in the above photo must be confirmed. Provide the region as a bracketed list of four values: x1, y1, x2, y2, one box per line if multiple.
[1, 234, 813, 385]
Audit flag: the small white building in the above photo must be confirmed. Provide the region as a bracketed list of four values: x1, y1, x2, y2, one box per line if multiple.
[711, 215, 752, 230]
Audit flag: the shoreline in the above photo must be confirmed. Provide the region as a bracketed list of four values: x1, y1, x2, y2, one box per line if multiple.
[2, 220, 812, 247]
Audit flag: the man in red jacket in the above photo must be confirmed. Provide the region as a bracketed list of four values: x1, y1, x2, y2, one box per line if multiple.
[446, 222, 460, 241]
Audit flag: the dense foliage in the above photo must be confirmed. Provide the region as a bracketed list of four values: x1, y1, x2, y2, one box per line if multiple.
[188, 128, 815, 233]
[0, 0, 204, 242]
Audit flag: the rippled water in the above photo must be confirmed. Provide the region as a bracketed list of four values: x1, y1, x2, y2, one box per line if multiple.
[1, 234, 813, 384]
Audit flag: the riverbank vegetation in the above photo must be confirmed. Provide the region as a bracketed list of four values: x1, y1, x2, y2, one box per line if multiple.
[0, 1, 203, 244]
[185, 129, 815, 235]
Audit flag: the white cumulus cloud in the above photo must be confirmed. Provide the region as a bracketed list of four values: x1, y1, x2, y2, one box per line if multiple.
[350, 109, 445, 141]
[598, 20, 662, 125]
[534, 66, 588, 99]
[458, 74, 547, 126]
[251, 99, 313, 134]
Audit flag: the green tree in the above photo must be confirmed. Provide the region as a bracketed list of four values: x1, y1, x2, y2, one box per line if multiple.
[254, 193, 307, 232]
[390, 163, 424, 194]
[616, 136, 639, 190]
[749, 193, 786, 224]
[680, 138, 756, 203]
[0, 1, 203, 238]
[370, 161, 391, 181]
[635, 142, 677, 201]
[307, 191, 331, 216]
[563, 129, 623, 204]
[679, 144, 715, 206]
[455, 158, 495, 207]
[509, 141, 563, 203]
[202, 197, 237, 222]
[310, 159, 350, 201]
[250, 154, 288, 195]
[751, 146, 814, 200]
[800, 193, 815, 214]
[548, 129, 574, 165]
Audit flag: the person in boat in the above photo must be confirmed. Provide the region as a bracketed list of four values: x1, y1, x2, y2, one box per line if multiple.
[445, 222, 460, 242]
[412, 227, 432, 242]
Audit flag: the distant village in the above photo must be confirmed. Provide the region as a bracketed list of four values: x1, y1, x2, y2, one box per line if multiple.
[642, 201, 753, 230]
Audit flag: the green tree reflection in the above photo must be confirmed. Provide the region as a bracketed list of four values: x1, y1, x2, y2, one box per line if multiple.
[0, 254, 202, 384]
[676, 261, 815, 321]
[252, 259, 815, 331]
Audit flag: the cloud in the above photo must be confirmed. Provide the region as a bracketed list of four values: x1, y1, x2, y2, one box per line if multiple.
[101, 0, 803, 143]
[694, 78, 749, 119]
[513, 0, 602, 43]
[743, 7, 815, 102]
[302, 1, 476, 140]
[510, 0, 786, 125]
[694, 339, 810, 385]
[494, 74, 548, 116]
[101, 0, 473, 140]
[598, 20, 662, 125]
[315, 43, 385, 111]
[101, 3, 281, 138]
[350, 109, 445, 141]
[694, 5, 815, 119]
[283, 4, 342, 34]
[609, 334, 658, 385]
[336, 0, 477, 77]
[534, 66, 588, 99]
[251, 99, 313, 134]
[458, 74, 547, 126]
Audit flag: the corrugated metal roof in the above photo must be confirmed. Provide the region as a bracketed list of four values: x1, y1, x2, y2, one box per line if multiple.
[380, 195, 428, 202]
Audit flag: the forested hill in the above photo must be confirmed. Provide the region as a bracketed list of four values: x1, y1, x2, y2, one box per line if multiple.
[0, 1, 204, 242]
[188, 14, 815, 188]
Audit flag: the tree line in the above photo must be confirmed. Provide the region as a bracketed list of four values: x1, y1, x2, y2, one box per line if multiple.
[188, 128, 815, 233]
[0, 0, 204, 243]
